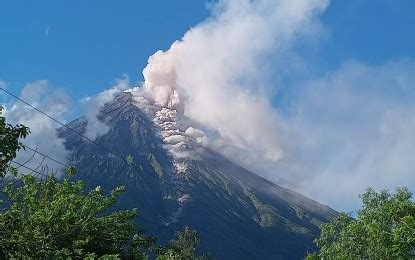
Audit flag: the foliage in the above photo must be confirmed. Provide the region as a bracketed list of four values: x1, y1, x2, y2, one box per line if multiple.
[0, 109, 206, 259]
[127, 154, 134, 167]
[0, 106, 30, 178]
[307, 187, 415, 259]
[0, 167, 155, 258]
[148, 154, 164, 178]
[157, 226, 209, 260]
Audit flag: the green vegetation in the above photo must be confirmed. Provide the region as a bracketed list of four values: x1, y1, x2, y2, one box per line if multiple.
[148, 153, 164, 178]
[243, 187, 280, 227]
[0, 107, 206, 259]
[0, 106, 30, 178]
[4, 103, 414, 259]
[307, 187, 415, 259]
[157, 227, 210, 260]
[127, 154, 134, 167]
[0, 168, 154, 258]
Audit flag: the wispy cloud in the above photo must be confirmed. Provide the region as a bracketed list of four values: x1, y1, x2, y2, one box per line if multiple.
[44, 26, 50, 37]
[283, 60, 415, 210]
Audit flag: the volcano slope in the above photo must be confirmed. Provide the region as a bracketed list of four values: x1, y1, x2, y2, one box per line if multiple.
[59, 92, 337, 259]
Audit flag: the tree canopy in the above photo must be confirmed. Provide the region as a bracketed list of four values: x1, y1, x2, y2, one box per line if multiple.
[0, 106, 30, 178]
[157, 226, 209, 260]
[0, 105, 207, 259]
[0, 167, 155, 258]
[307, 187, 415, 259]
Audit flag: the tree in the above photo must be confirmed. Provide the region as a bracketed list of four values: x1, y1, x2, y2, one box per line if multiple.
[0, 106, 30, 178]
[157, 226, 209, 260]
[0, 106, 206, 259]
[0, 167, 155, 258]
[307, 187, 415, 259]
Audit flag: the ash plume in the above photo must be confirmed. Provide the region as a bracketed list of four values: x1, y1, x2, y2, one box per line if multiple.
[137, 0, 329, 176]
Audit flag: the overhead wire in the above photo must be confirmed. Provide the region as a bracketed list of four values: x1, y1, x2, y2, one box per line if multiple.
[1, 87, 279, 256]
[1, 87, 240, 215]
[9, 159, 213, 252]
[0, 87, 218, 252]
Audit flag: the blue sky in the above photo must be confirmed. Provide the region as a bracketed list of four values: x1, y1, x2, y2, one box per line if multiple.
[1, 0, 414, 99]
[322, 0, 414, 64]
[1, 0, 415, 211]
[0, 0, 210, 98]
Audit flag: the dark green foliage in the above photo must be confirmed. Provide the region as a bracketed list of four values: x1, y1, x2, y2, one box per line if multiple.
[0, 167, 155, 258]
[0, 106, 30, 178]
[0, 168, 206, 259]
[59, 92, 338, 259]
[157, 227, 209, 260]
[307, 187, 415, 259]
[0, 108, 205, 259]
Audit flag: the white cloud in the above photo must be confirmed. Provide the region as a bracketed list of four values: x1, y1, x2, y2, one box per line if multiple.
[285, 60, 415, 210]
[82, 75, 129, 139]
[3, 80, 70, 177]
[1, 76, 130, 177]
[44, 26, 50, 37]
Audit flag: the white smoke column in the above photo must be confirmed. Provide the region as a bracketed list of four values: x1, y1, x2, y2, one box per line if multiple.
[142, 0, 329, 174]
[2, 80, 70, 176]
[82, 75, 129, 139]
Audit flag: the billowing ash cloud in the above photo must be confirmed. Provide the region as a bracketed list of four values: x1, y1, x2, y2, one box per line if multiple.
[82, 75, 129, 139]
[2, 80, 70, 176]
[140, 0, 329, 175]
[3, 0, 413, 212]
[137, 0, 415, 211]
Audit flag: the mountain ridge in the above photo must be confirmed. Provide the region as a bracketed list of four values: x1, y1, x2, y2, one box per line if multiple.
[58, 91, 338, 259]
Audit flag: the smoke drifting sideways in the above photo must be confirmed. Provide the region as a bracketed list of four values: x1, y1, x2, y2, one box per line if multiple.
[139, 0, 329, 179]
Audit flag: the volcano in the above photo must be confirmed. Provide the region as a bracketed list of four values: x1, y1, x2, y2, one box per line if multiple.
[59, 91, 337, 259]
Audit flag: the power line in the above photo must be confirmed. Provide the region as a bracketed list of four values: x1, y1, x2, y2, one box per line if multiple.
[0, 87, 134, 170]
[19, 148, 237, 254]
[1, 87, 235, 214]
[1, 87, 171, 185]
[9, 159, 167, 233]
[1, 86, 183, 222]
[0, 85, 216, 251]
[1, 85, 236, 215]
[9, 159, 212, 251]
[0, 87, 249, 255]
[23, 144, 119, 190]
[22, 143, 239, 224]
